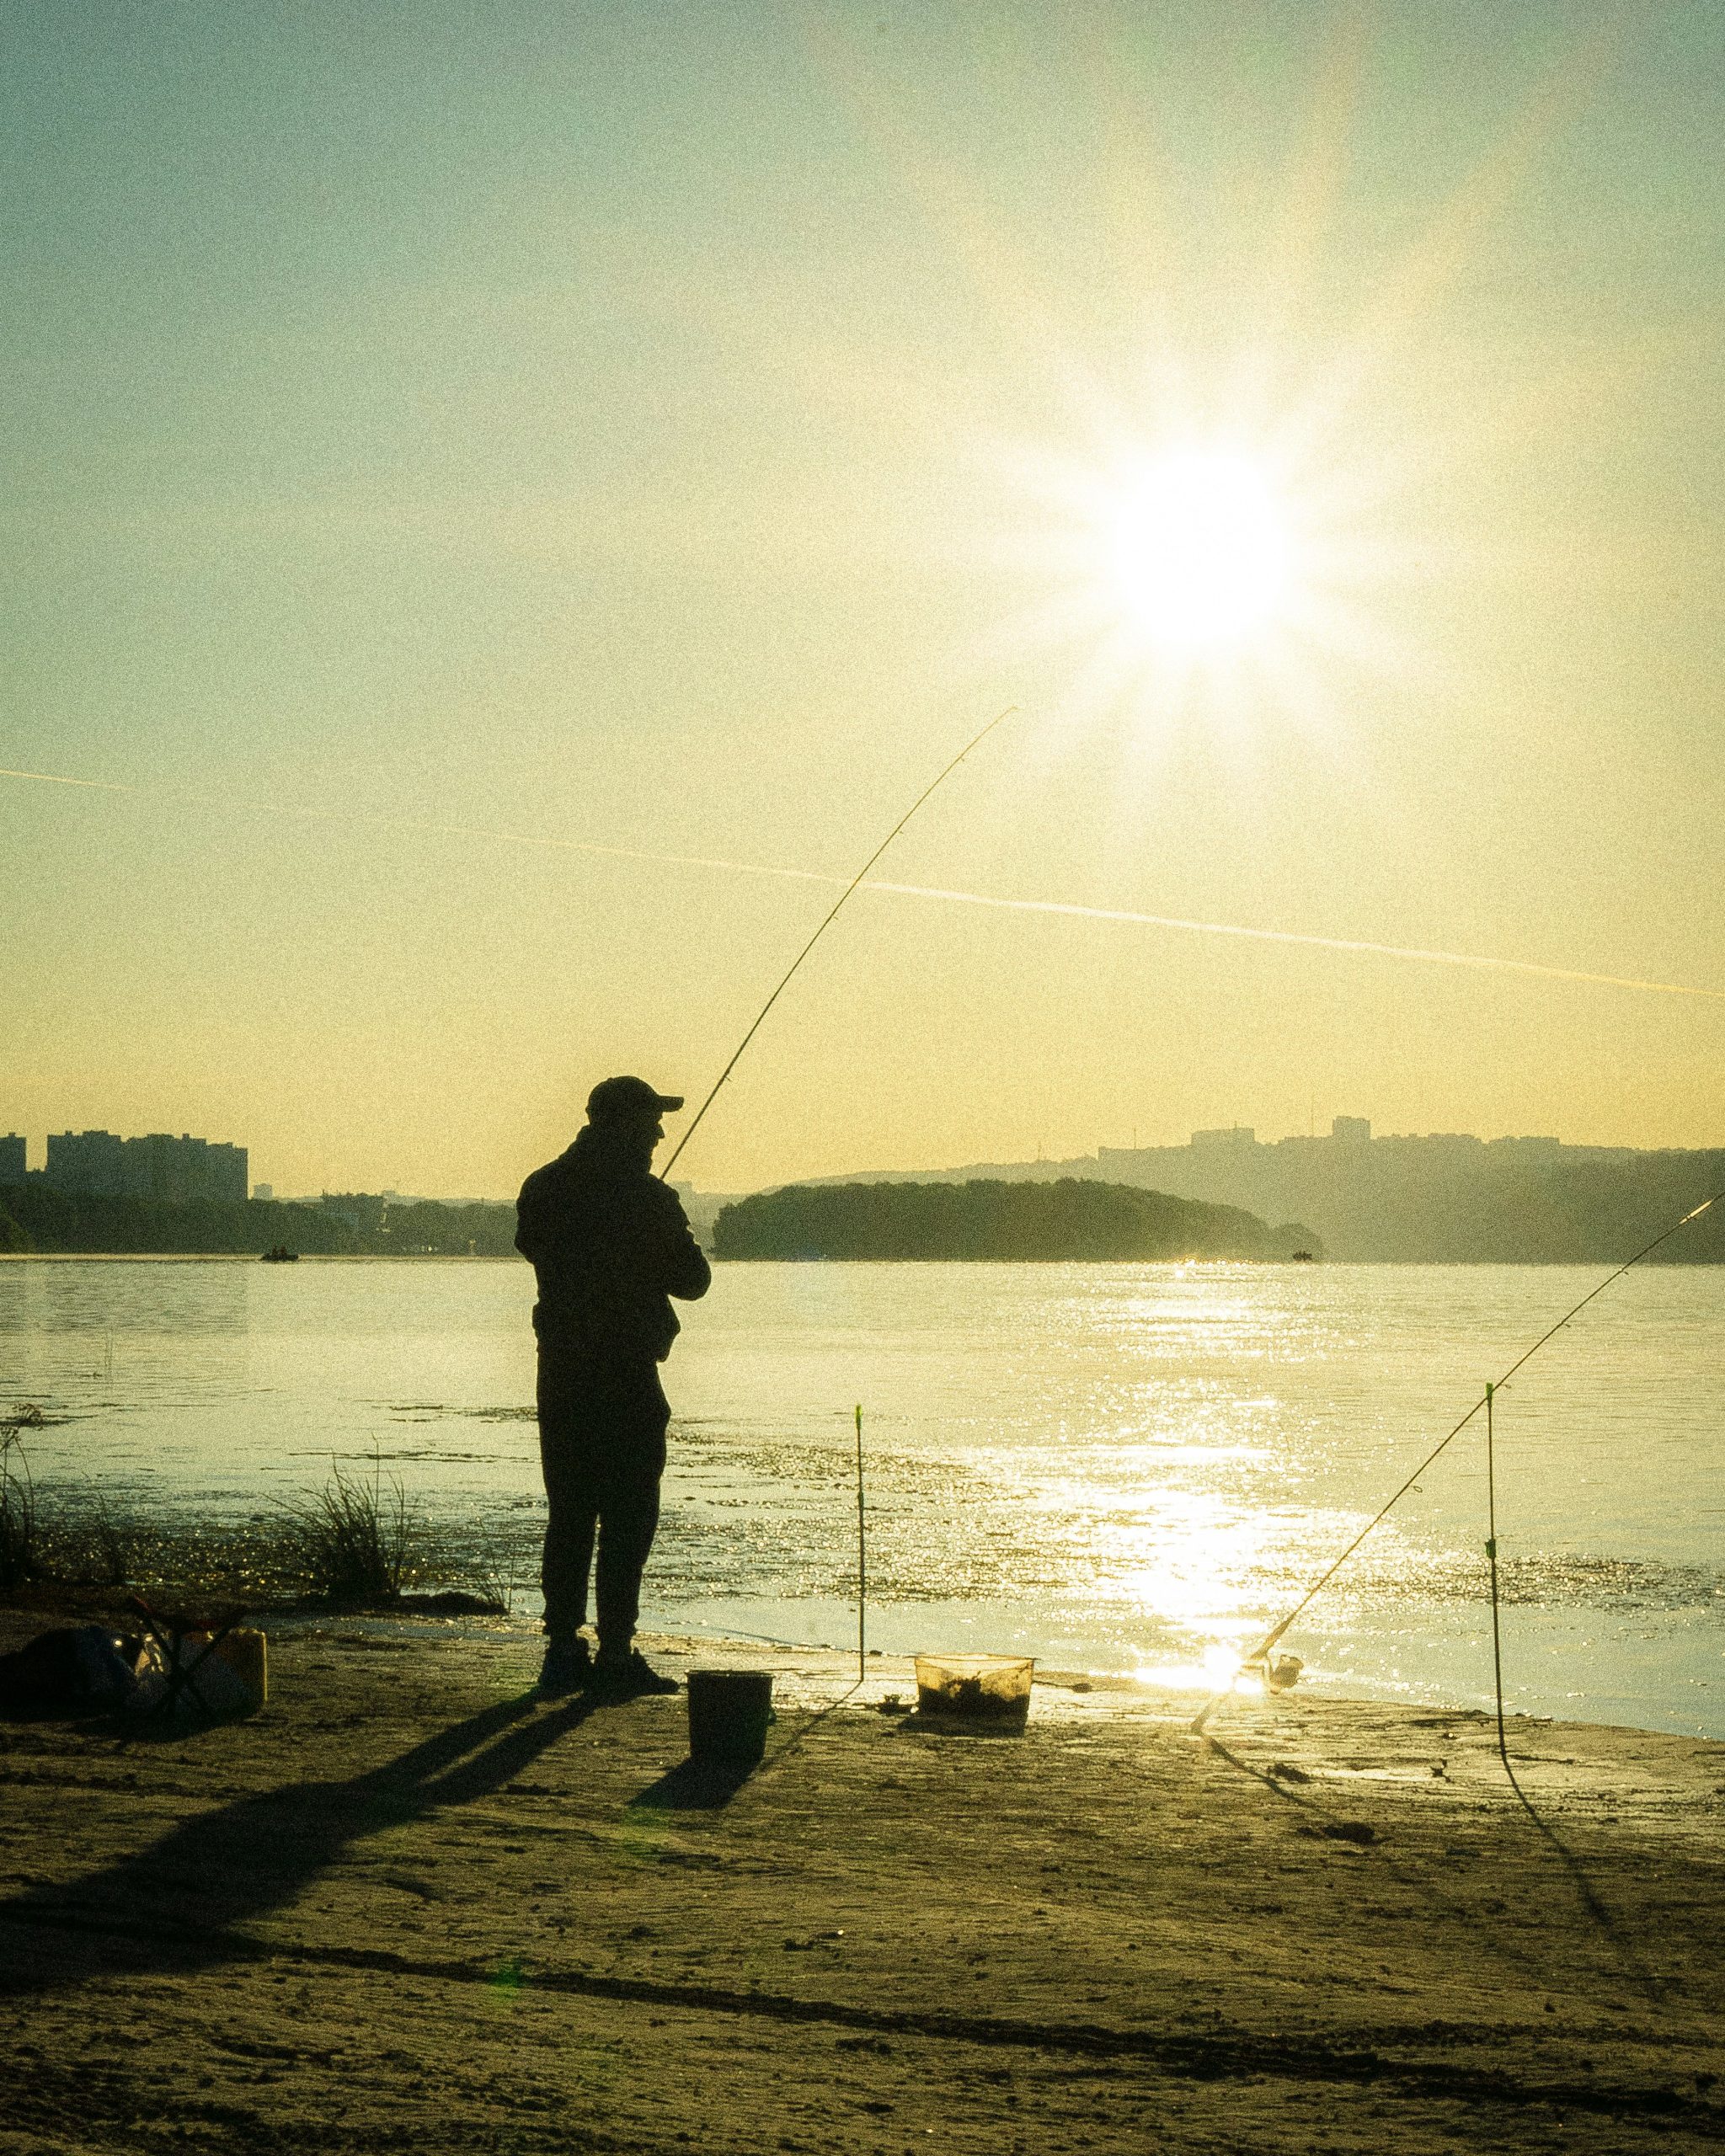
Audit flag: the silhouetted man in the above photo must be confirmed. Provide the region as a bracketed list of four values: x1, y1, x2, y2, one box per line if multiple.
[515, 1076, 712, 1695]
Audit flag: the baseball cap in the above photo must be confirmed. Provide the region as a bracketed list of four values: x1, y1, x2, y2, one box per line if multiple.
[586, 1075, 685, 1122]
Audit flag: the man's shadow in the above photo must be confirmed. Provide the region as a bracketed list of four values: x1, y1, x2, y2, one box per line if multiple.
[0, 1690, 602, 1999]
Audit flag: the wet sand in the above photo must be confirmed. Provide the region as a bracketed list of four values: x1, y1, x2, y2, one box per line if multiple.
[2, 1614, 1722, 2153]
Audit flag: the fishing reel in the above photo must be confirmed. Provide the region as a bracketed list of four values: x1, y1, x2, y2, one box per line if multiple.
[1240, 1651, 1305, 1694]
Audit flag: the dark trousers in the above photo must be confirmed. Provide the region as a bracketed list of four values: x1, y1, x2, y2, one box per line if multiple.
[536, 1343, 670, 1647]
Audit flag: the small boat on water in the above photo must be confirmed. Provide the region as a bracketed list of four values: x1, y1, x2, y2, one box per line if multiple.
[259, 1245, 300, 1263]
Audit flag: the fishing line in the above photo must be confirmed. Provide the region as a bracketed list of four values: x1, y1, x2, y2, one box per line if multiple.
[5, 762, 1722, 1004]
[656, 704, 1018, 1177]
[1484, 1379, 1509, 1774]
[1189, 1187, 1723, 1737]
[1480, 1380, 1630, 1903]
[855, 1403, 868, 1686]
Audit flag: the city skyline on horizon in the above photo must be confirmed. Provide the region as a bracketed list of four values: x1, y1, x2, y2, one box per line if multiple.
[9, 1102, 1717, 1209]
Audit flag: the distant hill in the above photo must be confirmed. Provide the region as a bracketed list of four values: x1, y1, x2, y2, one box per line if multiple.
[712, 1178, 1320, 1262]
[793, 1138, 1725, 1264]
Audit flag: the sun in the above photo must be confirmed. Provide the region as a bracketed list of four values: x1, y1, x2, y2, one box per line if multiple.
[970, 423, 1332, 739]
[1103, 446, 1296, 654]
[969, 390, 1393, 755]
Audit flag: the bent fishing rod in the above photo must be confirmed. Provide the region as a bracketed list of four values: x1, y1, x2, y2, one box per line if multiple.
[1190, 1185, 1723, 1736]
[658, 703, 1017, 1182]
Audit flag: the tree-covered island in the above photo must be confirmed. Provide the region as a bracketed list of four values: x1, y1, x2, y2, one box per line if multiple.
[712, 1177, 1321, 1262]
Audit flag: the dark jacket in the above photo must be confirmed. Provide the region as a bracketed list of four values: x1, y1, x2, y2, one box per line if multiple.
[515, 1127, 712, 1364]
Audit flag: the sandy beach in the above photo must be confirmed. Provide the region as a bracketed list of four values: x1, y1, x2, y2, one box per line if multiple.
[3, 1613, 1722, 2153]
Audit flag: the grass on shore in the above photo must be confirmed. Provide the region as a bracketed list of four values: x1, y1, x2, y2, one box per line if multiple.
[276, 1454, 418, 1601]
[0, 1420, 515, 1615]
[0, 1428, 40, 1593]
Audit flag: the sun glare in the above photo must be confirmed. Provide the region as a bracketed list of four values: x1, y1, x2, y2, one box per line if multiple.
[1105, 447, 1295, 654]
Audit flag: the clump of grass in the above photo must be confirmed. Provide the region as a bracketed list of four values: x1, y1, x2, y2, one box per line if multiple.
[277, 1453, 421, 1602]
[0, 1427, 41, 1591]
[0, 1427, 135, 1594]
[0, 1433, 521, 1610]
[83, 1492, 131, 1588]
[467, 1552, 518, 1617]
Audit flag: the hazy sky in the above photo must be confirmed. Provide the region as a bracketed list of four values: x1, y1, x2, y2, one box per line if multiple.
[4, 2, 1722, 1197]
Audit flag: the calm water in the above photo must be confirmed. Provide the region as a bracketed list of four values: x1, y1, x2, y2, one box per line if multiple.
[3, 1257, 1722, 1736]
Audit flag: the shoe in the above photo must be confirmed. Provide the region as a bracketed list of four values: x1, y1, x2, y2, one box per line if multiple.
[590, 1647, 677, 1698]
[537, 1638, 592, 1695]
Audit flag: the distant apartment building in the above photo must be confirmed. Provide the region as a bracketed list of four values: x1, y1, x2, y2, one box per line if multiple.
[42, 1129, 248, 1206]
[44, 1129, 126, 1195]
[0, 1134, 24, 1187]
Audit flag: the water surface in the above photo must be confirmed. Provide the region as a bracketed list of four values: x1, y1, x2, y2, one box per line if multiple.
[3, 1257, 1721, 1735]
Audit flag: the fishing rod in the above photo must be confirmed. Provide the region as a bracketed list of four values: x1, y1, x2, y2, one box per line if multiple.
[658, 704, 1017, 1181]
[1189, 1186, 1724, 1736]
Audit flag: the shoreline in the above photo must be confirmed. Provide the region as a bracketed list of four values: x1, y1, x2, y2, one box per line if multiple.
[7, 1249, 1725, 1265]
[8, 1580, 1722, 1750]
[0, 1250, 521, 1262]
[3, 1614, 1722, 2152]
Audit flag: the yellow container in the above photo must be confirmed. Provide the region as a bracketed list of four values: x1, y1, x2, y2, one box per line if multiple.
[212, 1627, 268, 1709]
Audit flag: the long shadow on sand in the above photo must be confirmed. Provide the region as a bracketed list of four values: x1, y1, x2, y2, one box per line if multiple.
[0, 1690, 603, 1998]
[629, 1755, 758, 1811]
[1202, 1732, 1668, 2005]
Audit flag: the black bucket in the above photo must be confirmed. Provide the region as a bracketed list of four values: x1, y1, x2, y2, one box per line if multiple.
[686, 1669, 774, 1765]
